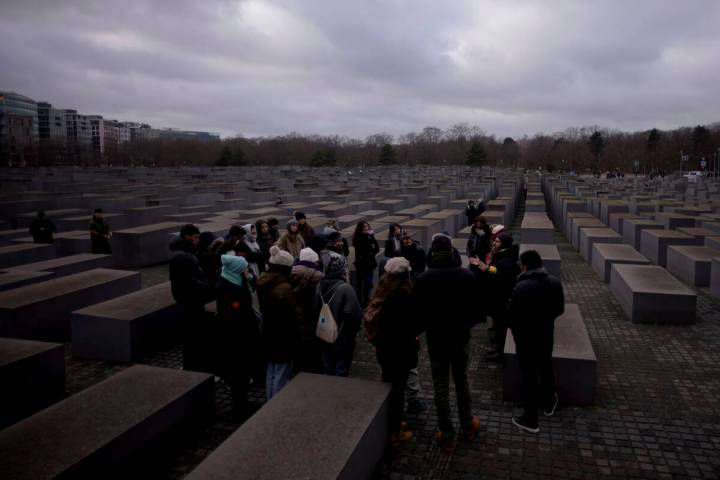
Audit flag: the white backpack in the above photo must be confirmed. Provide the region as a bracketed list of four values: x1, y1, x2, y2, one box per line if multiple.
[316, 284, 341, 344]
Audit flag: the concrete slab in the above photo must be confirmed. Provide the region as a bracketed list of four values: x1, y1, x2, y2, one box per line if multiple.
[0, 337, 65, 428]
[504, 304, 596, 406]
[579, 227, 622, 263]
[186, 373, 390, 480]
[666, 245, 720, 287]
[591, 244, 650, 283]
[0, 243, 57, 269]
[609, 264, 696, 324]
[640, 229, 702, 267]
[0, 365, 214, 480]
[622, 219, 665, 250]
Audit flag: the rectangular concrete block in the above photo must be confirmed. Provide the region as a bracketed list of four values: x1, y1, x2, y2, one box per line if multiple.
[711, 258, 720, 299]
[72, 282, 181, 362]
[521, 214, 554, 244]
[0, 337, 65, 429]
[666, 245, 720, 287]
[519, 243, 561, 279]
[186, 373, 390, 480]
[0, 271, 54, 292]
[640, 229, 702, 267]
[504, 304, 596, 406]
[0, 243, 57, 269]
[0, 268, 142, 341]
[579, 228, 622, 263]
[0, 365, 214, 480]
[622, 219, 664, 250]
[4, 253, 114, 278]
[112, 222, 184, 268]
[591, 244, 650, 283]
[610, 264, 696, 324]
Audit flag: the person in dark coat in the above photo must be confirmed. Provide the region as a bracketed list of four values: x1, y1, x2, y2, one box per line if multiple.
[384, 223, 404, 259]
[466, 216, 492, 263]
[89, 208, 112, 254]
[352, 221, 380, 307]
[215, 254, 260, 418]
[413, 235, 482, 452]
[294, 211, 315, 246]
[197, 231, 222, 292]
[169, 224, 215, 372]
[255, 220, 273, 270]
[267, 217, 281, 243]
[400, 235, 426, 279]
[313, 252, 363, 377]
[370, 257, 421, 446]
[465, 200, 478, 227]
[29, 211, 56, 244]
[290, 248, 324, 374]
[508, 250, 565, 433]
[471, 232, 521, 362]
[257, 245, 298, 400]
[425, 232, 462, 266]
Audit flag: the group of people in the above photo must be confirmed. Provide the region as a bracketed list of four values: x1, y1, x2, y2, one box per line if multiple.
[29, 208, 113, 255]
[168, 205, 565, 448]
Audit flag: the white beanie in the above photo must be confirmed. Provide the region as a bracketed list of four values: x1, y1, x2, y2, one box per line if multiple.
[299, 247, 319, 264]
[269, 245, 294, 268]
[384, 257, 411, 275]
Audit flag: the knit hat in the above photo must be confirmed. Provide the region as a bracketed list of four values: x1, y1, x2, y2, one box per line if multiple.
[294, 211, 307, 221]
[324, 251, 348, 279]
[498, 232, 514, 249]
[220, 254, 248, 287]
[286, 219, 299, 229]
[324, 228, 343, 244]
[269, 245, 294, 268]
[299, 247, 319, 264]
[491, 225, 507, 236]
[385, 257, 411, 275]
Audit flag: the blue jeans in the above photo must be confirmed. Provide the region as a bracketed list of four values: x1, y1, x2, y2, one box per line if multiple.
[266, 361, 293, 400]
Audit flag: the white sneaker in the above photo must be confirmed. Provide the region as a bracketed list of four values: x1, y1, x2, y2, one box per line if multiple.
[543, 393, 558, 417]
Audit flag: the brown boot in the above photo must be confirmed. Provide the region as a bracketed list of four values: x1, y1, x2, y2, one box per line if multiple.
[463, 415, 481, 442]
[390, 429, 413, 447]
[435, 431, 456, 453]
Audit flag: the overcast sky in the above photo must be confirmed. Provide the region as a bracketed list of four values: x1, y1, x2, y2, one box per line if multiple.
[1, 0, 719, 140]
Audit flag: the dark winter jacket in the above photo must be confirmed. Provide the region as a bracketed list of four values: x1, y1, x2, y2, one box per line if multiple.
[466, 229, 491, 260]
[313, 278, 362, 349]
[257, 268, 298, 362]
[384, 236, 403, 258]
[374, 288, 421, 371]
[215, 277, 260, 373]
[478, 245, 521, 319]
[298, 223, 315, 246]
[465, 205, 478, 226]
[400, 241, 426, 276]
[290, 263, 324, 343]
[413, 252, 481, 355]
[507, 268, 564, 347]
[169, 237, 213, 312]
[353, 233, 380, 272]
[29, 218, 56, 244]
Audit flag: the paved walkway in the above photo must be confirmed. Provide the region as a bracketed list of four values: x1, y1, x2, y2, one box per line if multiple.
[63, 205, 720, 479]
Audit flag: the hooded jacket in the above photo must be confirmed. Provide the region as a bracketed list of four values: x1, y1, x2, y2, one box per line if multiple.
[313, 277, 362, 349]
[169, 236, 213, 311]
[278, 229, 305, 259]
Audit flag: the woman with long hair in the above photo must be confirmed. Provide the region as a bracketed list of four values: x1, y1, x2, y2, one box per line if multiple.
[368, 257, 421, 446]
[352, 221, 380, 306]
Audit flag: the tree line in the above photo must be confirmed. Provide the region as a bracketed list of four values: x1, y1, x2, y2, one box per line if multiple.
[36, 123, 720, 173]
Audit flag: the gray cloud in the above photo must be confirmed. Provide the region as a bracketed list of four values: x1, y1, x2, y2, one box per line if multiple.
[1, 0, 718, 139]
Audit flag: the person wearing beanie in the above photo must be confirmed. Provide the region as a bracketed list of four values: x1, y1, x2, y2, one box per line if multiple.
[367, 256, 420, 446]
[215, 254, 260, 418]
[426, 231, 462, 267]
[294, 211, 315, 246]
[278, 219, 305, 259]
[413, 233, 482, 452]
[169, 224, 214, 373]
[470, 231, 520, 363]
[400, 234, 426, 280]
[89, 208, 112, 254]
[290, 247, 324, 374]
[257, 245, 299, 400]
[313, 251, 362, 377]
[351, 221, 380, 307]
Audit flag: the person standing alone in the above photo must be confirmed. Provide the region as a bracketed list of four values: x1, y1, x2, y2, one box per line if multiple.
[89, 208, 112, 254]
[507, 250, 565, 433]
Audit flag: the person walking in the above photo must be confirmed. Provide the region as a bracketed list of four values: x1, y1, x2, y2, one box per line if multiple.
[352, 221, 380, 307]
[368, 257, 420, 446]
[314, 252, 362, 377]
[277, 219, 305, 259]
[413, 235, 482, 452]
[508, 250, 565, 433]
[215, 254, 261, 418]
[257, 246, 298, 400]
[169, 224, 215, 372]
[89, 208, 112, 254]
[29, 211, 56, 244]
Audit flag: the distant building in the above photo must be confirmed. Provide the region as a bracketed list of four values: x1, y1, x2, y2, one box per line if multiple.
[88, 115, 104, 157]
[159, 128, 220, 143]
[0, 91, 38, 166]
